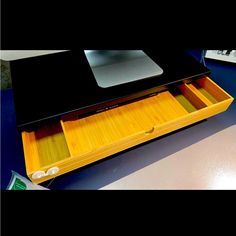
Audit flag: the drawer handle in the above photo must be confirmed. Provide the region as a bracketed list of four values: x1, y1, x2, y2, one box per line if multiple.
[46, 167, 59, 176]
[145, 127, 155, 134]
[32, 171, 46, 180]
[32, 167, 60, 180]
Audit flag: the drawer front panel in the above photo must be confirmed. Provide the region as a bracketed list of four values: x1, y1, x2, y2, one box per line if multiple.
[21, 76, 234, 184]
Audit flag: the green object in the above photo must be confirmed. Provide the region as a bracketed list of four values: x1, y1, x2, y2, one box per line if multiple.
[11, 178, 27, 190]
[7, 171, 49, 190]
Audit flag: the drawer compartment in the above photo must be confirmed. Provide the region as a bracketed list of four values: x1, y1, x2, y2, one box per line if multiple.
[61, 90, 189, 158]
[190, 76, 231, 104]
[21, 76, 234, 184]
[22, 122, 71, 181]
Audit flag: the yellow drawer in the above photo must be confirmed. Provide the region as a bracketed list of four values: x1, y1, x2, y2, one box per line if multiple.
[21, 76, 234, 184]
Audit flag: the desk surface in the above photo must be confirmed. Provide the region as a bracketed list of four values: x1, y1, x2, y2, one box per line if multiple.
[10, 49, 209, 131]
[1, 50, 236, 190]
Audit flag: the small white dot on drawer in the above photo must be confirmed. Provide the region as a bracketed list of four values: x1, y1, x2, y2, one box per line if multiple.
[32, 171, 46, 180]
[46, 167, 59, 175]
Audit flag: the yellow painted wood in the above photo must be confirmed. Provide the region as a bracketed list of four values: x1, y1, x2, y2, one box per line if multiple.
[153, 91, 189, 119]
[193, 83, 219, 104]
[22, 123, 70, 173]
[35, 123, 70, 166]
[178, 84, 208, 109]
[196, 76, 231, 102]
[21, 76, 234, 184]
[30, 130, 149, 184]
[62, 91, 189, 157]
[170, 88, 198, 113]
[22, 131, 41, 173]
[31, 98, 233, 185]
[187, 83, 213, 106]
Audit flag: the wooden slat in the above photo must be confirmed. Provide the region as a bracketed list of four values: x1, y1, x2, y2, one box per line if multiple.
[21, 76, 234, 184]
[153, 91, 189, 119]
[170, 88, 198, 113]
[178, 83, 208, 109]
[22, 123, 70, 173]
[35, 124, 70, 166]
[22, 131, 41, 173]
[196, 76, 231, 102]
[187, 83, 213, 106]
[62, 91, 189, 157]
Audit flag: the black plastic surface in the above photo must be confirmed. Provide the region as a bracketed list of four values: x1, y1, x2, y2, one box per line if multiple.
[10, 49, 210, 131]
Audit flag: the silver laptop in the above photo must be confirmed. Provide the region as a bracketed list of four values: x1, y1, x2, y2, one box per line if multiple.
[84, 50, 164, 88]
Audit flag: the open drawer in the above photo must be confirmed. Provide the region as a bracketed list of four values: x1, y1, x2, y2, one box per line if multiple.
[21, 76, 234, 184]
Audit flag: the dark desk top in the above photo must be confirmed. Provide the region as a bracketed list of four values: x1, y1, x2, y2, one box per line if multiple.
[1, 50, 236, 189]
[10, 49, 209, 131]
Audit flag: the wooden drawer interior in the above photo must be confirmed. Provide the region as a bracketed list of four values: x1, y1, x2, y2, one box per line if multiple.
[61, 90, 189, 158]
[22, 123, 71, 174]
[21, 76, 233, 182]
[170, 76, 232, 111]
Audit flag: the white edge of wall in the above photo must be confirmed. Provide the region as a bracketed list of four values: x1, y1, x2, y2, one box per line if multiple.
[0, 50, 69, 61]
